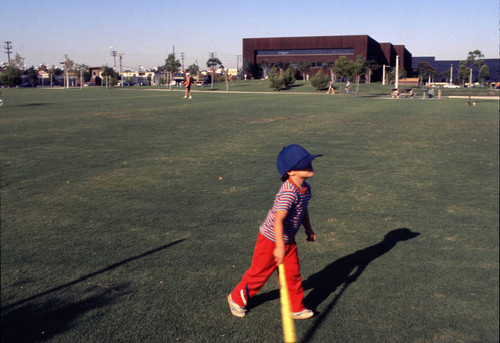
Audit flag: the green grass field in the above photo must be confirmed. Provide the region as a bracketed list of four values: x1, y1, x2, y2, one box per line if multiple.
[1, 86, 498, 343]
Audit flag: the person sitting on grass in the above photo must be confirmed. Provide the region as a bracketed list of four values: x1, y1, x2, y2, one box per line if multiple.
[228, 144, 321, 320]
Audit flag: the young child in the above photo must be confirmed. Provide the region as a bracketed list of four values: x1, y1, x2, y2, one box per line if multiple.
[228, 144, 321, 319]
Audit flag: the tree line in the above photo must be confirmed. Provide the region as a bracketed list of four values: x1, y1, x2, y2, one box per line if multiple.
[413, 50, 489, 86]
[260, 55, 379, 93]
[240, 49, 491, 92]
[0, 50, 491, 88]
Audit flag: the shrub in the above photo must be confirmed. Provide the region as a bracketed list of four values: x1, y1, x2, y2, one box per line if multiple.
[269, 67, 284, 91]
[0, 65, 22, 87]
[311, 70, 329, 90]
[282, 65, 296, 88]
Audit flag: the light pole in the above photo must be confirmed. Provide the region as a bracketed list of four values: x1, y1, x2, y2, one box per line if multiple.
[395, 55, 399, 90]
[449, 64, 453, 85]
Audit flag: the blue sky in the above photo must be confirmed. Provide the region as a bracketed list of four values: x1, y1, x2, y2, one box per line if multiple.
[1, 0, 498, 70]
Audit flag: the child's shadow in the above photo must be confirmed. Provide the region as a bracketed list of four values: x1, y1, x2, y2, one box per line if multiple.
[299, 227, 420, 342]
[248, 228, 420, 314]
[303, 227, 420, 310]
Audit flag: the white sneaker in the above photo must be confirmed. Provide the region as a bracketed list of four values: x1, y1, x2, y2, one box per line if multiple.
[291, 309, 314, 319]
[227, 294, 246, 318]
[189, 96, 192, 99]
[183, 96, 187, 99]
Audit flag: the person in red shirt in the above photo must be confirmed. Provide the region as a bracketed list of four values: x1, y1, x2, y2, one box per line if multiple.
[183, 73, 192, 99]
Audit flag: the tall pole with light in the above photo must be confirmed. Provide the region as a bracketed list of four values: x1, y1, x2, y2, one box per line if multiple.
[395, 55, 399, 90]
[449, 64, 453, 85]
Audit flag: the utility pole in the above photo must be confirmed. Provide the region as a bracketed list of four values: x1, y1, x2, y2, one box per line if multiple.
[180, 52, 185, 72]
[468, 67, 473, 105]
[449, 64, 453, 85]
[65, 54, 69, 88]
[110, 50, 118, 69]
[60, 55, 68, 88]
[208, 53, 217, 90]
[235, 55, 242, 78]
[119, 51, 124, 73]
[395, 55, 399, 90]
[119, 51, 124, 85]
[4, 41, 12, 64]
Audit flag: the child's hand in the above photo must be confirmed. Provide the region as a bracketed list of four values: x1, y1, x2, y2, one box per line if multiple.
[306, 230, 316, 242]
[274, 246, 285, 265]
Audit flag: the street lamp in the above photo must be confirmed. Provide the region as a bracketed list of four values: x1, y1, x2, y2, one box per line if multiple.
[450, 64, 453, 85]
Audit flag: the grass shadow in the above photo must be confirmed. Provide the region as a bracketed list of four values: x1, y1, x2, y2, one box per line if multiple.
[2, 239, 186, 311]
[18, 103, 51, 107]
[1, 285, 129, 343]
[300, 228, 420, 343]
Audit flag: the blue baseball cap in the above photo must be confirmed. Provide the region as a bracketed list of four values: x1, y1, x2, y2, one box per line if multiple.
[276, 144, 322, 177]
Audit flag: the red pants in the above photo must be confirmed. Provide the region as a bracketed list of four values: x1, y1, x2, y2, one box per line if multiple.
[230, 233, 305, 312]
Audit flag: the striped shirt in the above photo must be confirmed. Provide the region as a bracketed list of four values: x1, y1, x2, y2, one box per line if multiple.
[259, 179, 311, 244]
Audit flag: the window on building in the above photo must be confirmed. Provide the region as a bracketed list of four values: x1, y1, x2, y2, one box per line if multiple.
[256, 48, 354, 56]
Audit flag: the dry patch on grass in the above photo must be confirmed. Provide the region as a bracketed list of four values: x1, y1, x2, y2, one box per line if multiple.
[249, 115, 298, 124]
[433, 292, 447, 298]
[319, 228, 348, 249]
[109, 113, 133, 119]
[430, 328, 472, 343]
[222, 186, 250, 194]
[446, 204, 493, 217]
[247, 114, 315, 124]
[445, 120, 497, 130]
[248, 116, 289, 124]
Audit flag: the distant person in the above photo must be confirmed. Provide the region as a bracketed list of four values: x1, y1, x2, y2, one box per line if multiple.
[183, 73, 192, 99]
[326, 80, 335, 94]
[345, 80, 351, 93]
[228, 144, 321, 320]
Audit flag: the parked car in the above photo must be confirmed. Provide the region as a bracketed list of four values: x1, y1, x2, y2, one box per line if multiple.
[443, 84, 460, 88]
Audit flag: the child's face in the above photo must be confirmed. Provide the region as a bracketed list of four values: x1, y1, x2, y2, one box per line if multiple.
[288, 164, 314, 179]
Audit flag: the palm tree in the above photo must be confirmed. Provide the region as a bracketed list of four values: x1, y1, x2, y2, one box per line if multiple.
[206, 57, 222, 89]
[163, 54, 181, 90]
[275, 62, 286, 76]
[297, 61, 313, 82]
[364, 59, 380, 84]
[352, 55, 366, 96]
[259, 60, 270, 79]
[333, 56, 349, 95]
[322, 61, 335, 81]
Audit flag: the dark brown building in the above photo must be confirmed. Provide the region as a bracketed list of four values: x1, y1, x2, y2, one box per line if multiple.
[243, 35, 412, 80]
